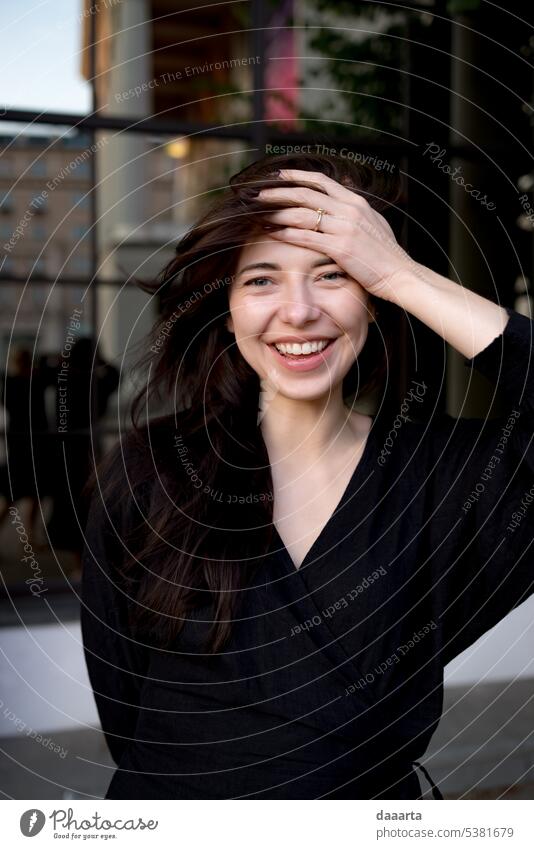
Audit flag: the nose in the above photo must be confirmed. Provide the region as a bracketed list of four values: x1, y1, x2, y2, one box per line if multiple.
[277, 274, 322, 326]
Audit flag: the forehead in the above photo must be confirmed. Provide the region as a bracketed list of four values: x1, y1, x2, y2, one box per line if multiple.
[236, 234, 333, 270]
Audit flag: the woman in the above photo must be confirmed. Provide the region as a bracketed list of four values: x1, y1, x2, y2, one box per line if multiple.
[81, 152, 534, 800]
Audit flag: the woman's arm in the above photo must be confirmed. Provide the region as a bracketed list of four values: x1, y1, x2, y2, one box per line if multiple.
[384, 264, 510, 360]
[410, 304, 534, 664]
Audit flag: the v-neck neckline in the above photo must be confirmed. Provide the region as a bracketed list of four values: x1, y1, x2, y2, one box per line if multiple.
[270, 416, 378, 575]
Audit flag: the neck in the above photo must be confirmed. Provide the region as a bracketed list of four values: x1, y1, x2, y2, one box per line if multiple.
[259, 391, 368, 467]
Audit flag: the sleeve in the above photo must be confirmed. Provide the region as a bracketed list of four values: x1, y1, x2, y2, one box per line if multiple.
[427, 306, 534, 666]
[80, 444, 150, 766]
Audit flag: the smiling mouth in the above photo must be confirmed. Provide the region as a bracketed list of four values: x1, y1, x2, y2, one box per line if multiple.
[268, 339, 336, 358]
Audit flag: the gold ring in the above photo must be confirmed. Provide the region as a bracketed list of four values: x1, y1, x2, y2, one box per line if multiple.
[313, 207, 327, 231]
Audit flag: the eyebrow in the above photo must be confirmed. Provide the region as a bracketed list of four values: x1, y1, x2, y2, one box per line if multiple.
[236, 257, 338, 276]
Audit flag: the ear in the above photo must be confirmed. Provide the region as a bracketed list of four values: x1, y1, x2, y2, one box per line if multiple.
[226, 316, 234, 334]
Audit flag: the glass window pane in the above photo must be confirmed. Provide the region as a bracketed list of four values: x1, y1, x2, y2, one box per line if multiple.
[0, 128, 94, 279]
[0, 281, 96, 583]
[0, 127, 253, 598]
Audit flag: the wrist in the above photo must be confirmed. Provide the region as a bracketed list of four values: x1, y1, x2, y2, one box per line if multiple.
[375, 262, 434, 309]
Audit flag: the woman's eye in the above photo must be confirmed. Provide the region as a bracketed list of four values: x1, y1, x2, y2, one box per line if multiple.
[320, 271, 346, 281]
[243, 272, 345, 286]
[244, 277, 272, 287]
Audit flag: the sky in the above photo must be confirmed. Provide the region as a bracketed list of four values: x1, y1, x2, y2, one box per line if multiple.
[0, 0, 91, 121]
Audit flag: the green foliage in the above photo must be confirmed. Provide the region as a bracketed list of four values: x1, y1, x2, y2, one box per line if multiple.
[299, 3, 438, 138]
[304, 17, 407, 137]
[446, 0, 482, 14]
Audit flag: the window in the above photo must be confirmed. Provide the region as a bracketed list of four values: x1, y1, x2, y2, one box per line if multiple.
[72, 161, 90, 178]
[71, 224, 88, 241]
[69, 256, 91, 275]
[0, 192, 13, 213]
[29, 160, 47, 177]
[71, 191, 90, 209]
[32, 223, 47, 241]
[31, 194, 47, 214]
[32, 256, 47, 275]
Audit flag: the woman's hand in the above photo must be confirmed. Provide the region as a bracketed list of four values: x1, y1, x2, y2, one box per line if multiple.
[258, 168, 424, 302]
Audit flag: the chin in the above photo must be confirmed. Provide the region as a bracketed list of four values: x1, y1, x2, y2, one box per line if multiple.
[267, 381, 343, 402]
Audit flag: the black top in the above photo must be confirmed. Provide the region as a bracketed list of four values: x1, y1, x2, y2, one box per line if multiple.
[80, 306, 534, 800]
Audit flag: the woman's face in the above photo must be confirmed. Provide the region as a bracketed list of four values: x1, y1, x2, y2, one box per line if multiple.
[226, 234, 374, 402]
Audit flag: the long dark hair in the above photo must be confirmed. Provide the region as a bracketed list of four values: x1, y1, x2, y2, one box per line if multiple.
[87, 152, 402, 653]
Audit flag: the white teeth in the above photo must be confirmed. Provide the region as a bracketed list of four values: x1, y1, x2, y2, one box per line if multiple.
[274, 339, 330, 356]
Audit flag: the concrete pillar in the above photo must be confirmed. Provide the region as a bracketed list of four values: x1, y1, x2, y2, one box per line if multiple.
[95, 0, 155, 371]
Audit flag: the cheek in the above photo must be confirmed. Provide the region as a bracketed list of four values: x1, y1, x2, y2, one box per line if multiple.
[329, 294, 370, 334]
[229, 300, 271, 338]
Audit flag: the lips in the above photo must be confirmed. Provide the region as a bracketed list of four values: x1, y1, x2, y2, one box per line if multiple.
[267, 337, 337, 372]
[270, 337, 335, 345]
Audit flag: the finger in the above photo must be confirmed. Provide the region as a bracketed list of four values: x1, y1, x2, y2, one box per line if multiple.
[258, 185, 353, 219]
[277, 168, 372, 207]
[266, 226, 338, 253]
[264, 207, 353, 235]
